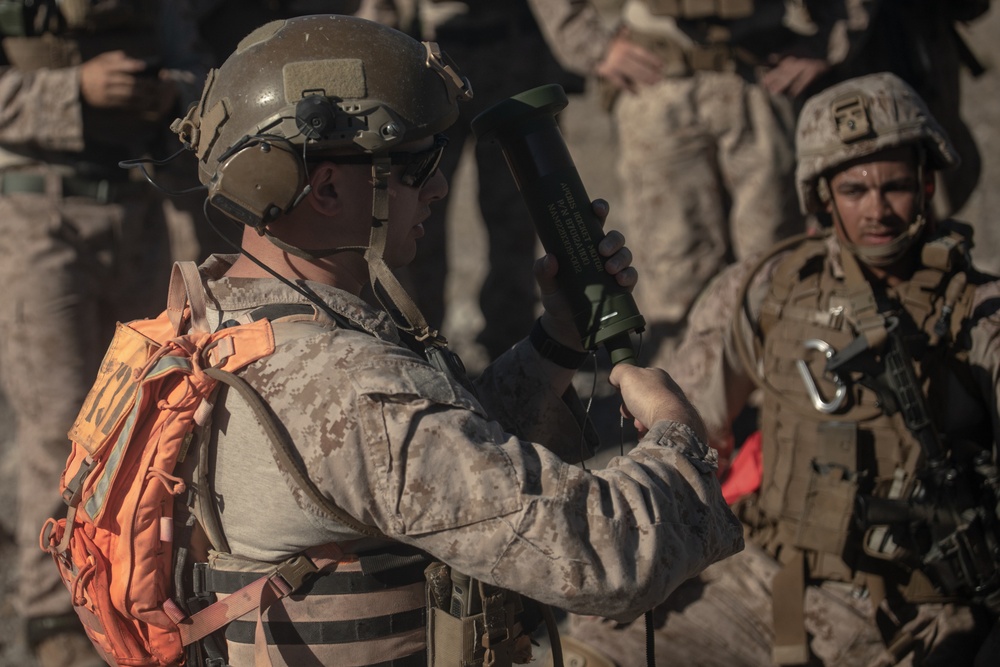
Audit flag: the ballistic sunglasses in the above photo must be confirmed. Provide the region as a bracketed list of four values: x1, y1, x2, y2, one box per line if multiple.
[311, 134, 449, 189]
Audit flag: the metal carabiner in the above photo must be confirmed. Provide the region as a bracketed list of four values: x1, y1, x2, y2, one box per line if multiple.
[795, 339, 848, 414]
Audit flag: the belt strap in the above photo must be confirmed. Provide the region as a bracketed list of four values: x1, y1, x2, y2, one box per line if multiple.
[175, 543, 350, 647]
[772, 549, 809, 665]
[226, 607, 426, 645]
[205, 557, 427, 596]
[0, 172, 133, 203]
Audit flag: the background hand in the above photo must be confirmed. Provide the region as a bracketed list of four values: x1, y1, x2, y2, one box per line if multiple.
[80, 51, 177, 118]
[761, 55, 829, 97]
[595, 30, 663, 94]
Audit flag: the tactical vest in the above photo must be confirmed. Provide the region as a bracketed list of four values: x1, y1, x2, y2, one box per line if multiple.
[197, 546, 431, 667]
[185, 349, 433, 667]
[0, 0, 163, 154]
[743, 228, 987, 583]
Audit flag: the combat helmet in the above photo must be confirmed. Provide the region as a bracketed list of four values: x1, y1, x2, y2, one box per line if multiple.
[171, 14, 472, 229]
[171, 15, 472, 350]
[795, 72, 957, 215]
[794, 72, 958, 266]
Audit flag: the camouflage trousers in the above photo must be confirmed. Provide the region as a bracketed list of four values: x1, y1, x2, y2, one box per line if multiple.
[613, 71, 802, 370]
[0, 167, 170, 620]
[565, 543, 999, 666]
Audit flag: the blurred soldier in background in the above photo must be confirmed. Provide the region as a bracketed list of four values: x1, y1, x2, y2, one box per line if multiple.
[158, 1, 368, 266]
[161, 14, 742, 665]
[355, 0, 668, 368]
[0, 2, 207, 665]
[829, 0, 991, 220]
[534, 1, 878, 371]
[562, 72, 1000, 667]
[362, 0, 592, 366]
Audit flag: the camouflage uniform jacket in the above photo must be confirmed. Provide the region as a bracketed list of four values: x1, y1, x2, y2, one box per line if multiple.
[0, 0, 207, 163]
[670, 230, 1000, 468]
[531, 0, 879, 77]
[196, 254, 743, 622]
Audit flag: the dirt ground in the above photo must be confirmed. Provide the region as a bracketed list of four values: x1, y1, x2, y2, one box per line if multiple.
[2, 7, 999, 664]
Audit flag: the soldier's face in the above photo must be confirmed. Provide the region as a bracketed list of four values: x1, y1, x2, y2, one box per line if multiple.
[825, 147, 925, 249]
[322, 137, 449, 269]
[384, 137, 449, 268]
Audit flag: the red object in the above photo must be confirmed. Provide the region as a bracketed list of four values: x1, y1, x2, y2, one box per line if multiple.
[720, 431, 763, 504]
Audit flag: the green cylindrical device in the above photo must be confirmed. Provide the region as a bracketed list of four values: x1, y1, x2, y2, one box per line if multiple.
[471, 84, 645, 366]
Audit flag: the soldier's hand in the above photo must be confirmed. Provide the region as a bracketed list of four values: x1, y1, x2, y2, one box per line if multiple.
[595, 30, 663, 93]
[761, 55, 829, 97]
[534, 199, 636, 351]
[609, 364, 707, 440]
[79, 50, 176, 116]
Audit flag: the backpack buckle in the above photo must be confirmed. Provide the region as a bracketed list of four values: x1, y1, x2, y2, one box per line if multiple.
[270, 555, 318, 596]
[61, 456, 94, 507]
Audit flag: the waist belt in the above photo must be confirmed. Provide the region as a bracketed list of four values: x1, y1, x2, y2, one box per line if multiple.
[0, 172, 138, 204]
[203, 558, 429, 596]
[629, 30, 757, 77]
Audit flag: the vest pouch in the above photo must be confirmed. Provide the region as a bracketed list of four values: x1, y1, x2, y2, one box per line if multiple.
[426, 566, 525, 666]
[792, 422, 858, 557]
[427, 605, 525, 667]
[793, 464, 857, 556]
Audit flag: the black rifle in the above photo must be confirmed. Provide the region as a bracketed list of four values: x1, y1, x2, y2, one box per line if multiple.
[830, 316, 1000, 612]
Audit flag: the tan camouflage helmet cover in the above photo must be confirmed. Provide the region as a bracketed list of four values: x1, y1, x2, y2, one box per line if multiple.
[171, 14, 471, 226]
[794, 72, 959, 214]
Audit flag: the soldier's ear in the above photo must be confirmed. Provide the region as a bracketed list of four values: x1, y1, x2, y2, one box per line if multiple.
[304, 162, 345, 218]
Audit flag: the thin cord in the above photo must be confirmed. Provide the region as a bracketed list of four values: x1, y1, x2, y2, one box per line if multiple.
[200, 198, 359, 331]
[646, 609, 655, 667]
[118, 147, 208, 196]
[577, 351, 598, 471]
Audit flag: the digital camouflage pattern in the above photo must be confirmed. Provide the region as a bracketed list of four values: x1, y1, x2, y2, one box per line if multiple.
[567, 543, 993, 667]
[795, 71, 959, 214]
[562, 228, 1000, 664]
[0, 0, 207, 645]
[529, 0, 881, 370]
[613, 70, 801, 369]
[393, 0, 587, 359]
[191, 253, 743, 660]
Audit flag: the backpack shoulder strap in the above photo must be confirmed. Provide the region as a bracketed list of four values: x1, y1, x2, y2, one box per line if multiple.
[756, 234, 829, 336]
[203, 365, 384, 540]
[205, 344, 384, 537]
[167, 261, 211, 335]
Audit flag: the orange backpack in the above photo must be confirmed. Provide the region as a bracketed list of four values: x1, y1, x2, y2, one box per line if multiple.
[38, 263, 354, 666]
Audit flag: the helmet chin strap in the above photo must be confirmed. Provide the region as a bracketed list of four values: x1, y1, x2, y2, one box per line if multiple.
[838, 213, 927, 268]
[362, 158, 448, 347]
[254, 157, 449, 348]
